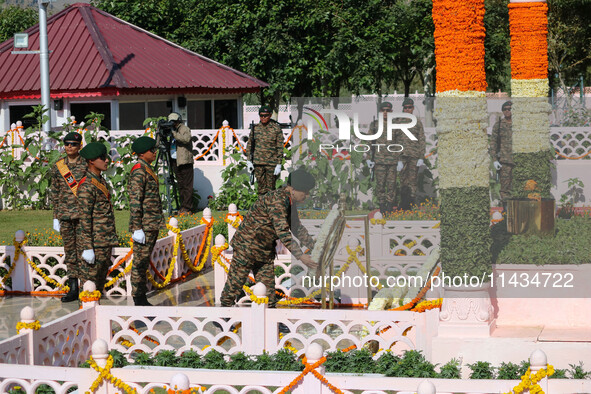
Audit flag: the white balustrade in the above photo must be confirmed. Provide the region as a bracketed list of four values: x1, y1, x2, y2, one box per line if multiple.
[0, 221, 211, 297]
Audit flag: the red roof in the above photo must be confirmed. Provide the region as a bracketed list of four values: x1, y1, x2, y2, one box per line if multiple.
[0, 3, 267, 99]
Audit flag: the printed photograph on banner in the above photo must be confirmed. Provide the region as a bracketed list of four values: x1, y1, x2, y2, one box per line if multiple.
[277, 96, 591, 308]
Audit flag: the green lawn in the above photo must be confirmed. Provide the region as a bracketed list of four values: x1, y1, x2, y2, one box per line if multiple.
[0, 210, 228, 246]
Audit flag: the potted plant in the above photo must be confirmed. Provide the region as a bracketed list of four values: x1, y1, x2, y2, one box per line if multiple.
[557, 177, 585, 220]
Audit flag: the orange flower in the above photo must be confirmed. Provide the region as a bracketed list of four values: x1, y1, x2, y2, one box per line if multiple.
[433, 0, 487, 92]
[509, 2, 548, 80]
[524, 179, 538, 191]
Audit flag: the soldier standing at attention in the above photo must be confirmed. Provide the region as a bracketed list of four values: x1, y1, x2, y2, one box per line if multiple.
[221, 168, 317, 307]
[396, 98, 426, 211]
[366, 102, 399, 214]
[50, 132, 87, 302]
[490, 101, 513, 205]
[77, 142, 118, 293]
[128, 136, 164, 306]
[246, 105, 284, 196]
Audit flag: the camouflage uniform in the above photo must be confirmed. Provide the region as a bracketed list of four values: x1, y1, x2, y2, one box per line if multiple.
[129, 158, 164, 297]
[490, 117, 513, 201]
[397, 117, 426, 209]
[77, 171, 118, 291]
[221, 186, 314, 307]
[370, 119, 401, 207]
[249, 120, 284, 195]
[50, 156, 87, 278]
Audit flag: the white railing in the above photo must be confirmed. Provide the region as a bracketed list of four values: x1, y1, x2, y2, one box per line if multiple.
[0, 219, 212, 297]
[1, 305, 588, 394]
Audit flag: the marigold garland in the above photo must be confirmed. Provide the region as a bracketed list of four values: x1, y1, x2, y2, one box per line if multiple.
[16, 320, 41, 334]
[432, 0, 487, 93]
[505, 364, 554, 394]
[12, 236, 70, 293]
[79, 290, 102, 303]
[508, 2, 548, 80]
[278, 356, 344, 394]
[224, 212, 244, 229]
[147, 227, 179, 289]
[390, 266, 441, 311]
[86, 355, 137, 394]
[410, 298, 443, 312]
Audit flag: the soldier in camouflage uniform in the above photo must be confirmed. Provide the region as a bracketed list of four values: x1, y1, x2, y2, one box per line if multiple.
[221, 168, 317, 307]
[396, 98, 426, 210]
[490, 101, 513, 203]
[246, 105, 284, 196]
[367, 102, 399, 214]
[50, 132, 87, 302]
[77, 142, 118, 293]
[128, 136, 164, 306]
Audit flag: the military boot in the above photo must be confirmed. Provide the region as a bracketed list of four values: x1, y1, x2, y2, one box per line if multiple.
[133, 294, 153, 306]
[61, 277, 79, 303]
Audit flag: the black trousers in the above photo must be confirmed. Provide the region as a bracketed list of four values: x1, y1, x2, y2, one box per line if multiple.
[172, 160, 194, 212]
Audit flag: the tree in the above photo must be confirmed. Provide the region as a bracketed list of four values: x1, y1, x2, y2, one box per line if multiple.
[484, 0, 511, 93]
[0, 4, 38, 43]
[547, 0, 591, 108]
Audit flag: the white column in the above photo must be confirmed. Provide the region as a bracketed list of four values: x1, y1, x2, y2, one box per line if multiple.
[294, 343, 324, 393]
[19, 306, 36, 365]
[214, 234, 228, 305]
[246, 282, 267, 355]
[530, 349, 548, 393]
[11, 230, 33, 292]
[226, 203, 241, 249]
[81, 281, 99, 309]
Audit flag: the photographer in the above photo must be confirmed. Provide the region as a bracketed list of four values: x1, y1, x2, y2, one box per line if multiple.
[168, 112, 195, 214]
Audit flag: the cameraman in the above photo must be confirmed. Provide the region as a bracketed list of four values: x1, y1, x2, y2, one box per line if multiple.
[168, 112, 195, 214]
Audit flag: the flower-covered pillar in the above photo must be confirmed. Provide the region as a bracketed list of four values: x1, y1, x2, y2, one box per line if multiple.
[432, 0, 493, 336]
[508, 0, 553, 197]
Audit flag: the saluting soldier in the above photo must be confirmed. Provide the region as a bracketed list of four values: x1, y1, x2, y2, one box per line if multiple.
[221, 167, 317, 308]
[128, 136, 164, 306]
[50, 132, 87, 302]
[366, 102, 399, 214]
[490, 101, 513, 203]
[396, 98, 426, 210]
[246, 105, 284, 196]
[77, 142, 118, 293]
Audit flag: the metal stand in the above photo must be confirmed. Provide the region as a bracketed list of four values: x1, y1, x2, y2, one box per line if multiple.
[317, 195, 373, 309]
[153, 137, 179, 217]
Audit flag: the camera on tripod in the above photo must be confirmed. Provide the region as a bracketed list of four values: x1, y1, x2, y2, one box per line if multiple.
[157, 119, 175, 139]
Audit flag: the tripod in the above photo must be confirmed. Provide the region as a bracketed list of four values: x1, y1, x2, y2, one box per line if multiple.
[153, 133, 180, 217]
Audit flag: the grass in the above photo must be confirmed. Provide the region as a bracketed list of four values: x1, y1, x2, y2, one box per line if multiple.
[0, 209, 228, 246]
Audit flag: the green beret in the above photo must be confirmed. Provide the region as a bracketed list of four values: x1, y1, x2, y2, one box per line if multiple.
[132, 136, 156, 154]
[502, 101, 512, 109]
[259, 105, 272, 114]
[379, 102, 393, 111]
[288, 168, 316, 192]
[63, 132, 82, 143]
[402, 98, 414, 107]
[80, 142, 107, 160]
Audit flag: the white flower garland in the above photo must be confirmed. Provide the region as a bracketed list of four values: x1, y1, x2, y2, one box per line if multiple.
[367, 247, 440, 310]
[434, 94, 489, 189]
[510, 80, 552, 154]
[511, 78, 548, 98]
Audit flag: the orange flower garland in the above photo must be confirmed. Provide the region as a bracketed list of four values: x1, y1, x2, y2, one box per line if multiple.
[508, 2, 548, 80]
[432, 0, 487, 93]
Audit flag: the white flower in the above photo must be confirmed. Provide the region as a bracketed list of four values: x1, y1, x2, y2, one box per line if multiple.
[511, 79, 548, 98]
[434, 95, 490, 189]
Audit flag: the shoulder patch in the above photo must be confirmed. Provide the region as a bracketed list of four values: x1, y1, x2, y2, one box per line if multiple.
[131, 163, 142, 172]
